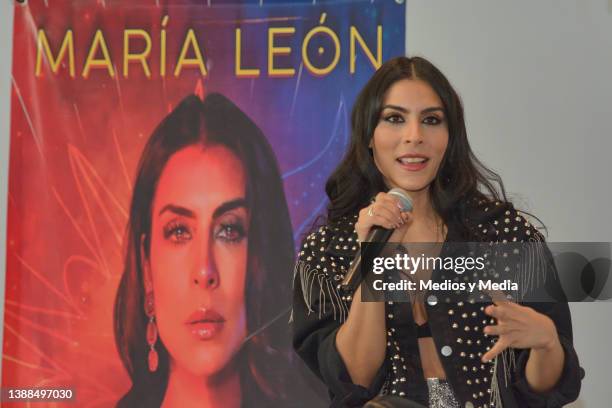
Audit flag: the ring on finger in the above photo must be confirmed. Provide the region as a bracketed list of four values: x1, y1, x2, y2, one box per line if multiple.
[367, 206, 375, 217]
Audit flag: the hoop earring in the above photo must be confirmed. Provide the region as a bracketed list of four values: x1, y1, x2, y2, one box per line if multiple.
[144, 292, 158, 372]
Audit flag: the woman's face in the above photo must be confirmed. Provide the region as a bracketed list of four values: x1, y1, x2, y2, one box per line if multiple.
[146, 144, 248, 378]
[370, 78, 449, 193]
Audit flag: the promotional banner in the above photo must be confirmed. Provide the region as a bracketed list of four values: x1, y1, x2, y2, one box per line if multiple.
[2, 0, 405, 406]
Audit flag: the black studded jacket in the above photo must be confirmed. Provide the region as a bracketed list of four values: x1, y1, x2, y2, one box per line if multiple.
[291, 203, 583, 408]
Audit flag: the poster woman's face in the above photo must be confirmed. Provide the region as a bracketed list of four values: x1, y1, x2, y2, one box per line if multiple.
[370, 78, 449, 193]
[146, 144, 249, 377]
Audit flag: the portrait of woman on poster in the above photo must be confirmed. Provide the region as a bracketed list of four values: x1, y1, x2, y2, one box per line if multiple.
[292, 56, 584, 407]
[113, 93, 298, 407]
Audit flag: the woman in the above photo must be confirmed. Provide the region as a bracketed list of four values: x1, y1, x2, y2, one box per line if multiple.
[113, 93, 297, 407]
[291, 56, 583, 407]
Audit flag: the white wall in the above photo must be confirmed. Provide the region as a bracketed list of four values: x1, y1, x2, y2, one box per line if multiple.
[1, 1, 611, 406]
[407, 1, 612, 406]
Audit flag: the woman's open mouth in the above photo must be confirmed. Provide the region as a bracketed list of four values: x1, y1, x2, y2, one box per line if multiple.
[396, 155, 429, 171]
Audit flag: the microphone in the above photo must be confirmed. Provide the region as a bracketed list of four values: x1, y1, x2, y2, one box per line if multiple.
[341, 188, 413, 291]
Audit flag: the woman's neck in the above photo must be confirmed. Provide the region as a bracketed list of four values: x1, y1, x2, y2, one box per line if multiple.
[161, 361, 241, 408]
[403, 187, 447, 241]
[405, 187, 437, 222]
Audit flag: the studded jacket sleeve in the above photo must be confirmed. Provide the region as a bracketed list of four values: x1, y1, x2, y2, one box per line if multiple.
[504, 215, 584, 407]
[291, 224, 389, 407]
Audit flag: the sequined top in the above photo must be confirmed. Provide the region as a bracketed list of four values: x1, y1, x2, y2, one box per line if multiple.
[291, 201, 583, 408]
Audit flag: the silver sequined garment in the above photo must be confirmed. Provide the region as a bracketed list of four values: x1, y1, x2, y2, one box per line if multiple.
[427, 378, 460, 408]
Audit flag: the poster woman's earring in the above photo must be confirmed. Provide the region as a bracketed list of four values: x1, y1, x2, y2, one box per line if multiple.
[144, 292, 158, 372]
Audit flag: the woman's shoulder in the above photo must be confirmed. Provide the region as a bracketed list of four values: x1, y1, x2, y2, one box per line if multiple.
[299, 214, 359, 258]
[295, 214, 359, 284]
[465, 197, 546, 243]
[294, 214, 357, 322]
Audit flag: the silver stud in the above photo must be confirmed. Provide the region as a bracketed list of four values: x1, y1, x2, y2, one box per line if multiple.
[441, 346, 453, 357]
[427, 295, 438, 306]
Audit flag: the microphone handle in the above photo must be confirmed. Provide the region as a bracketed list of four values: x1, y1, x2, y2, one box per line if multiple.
[341, 226, 394, 291]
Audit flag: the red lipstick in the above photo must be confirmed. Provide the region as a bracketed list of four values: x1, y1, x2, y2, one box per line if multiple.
[185, 308, 225, 340]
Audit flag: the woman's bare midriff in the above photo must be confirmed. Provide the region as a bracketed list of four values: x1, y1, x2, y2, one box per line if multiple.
[412, 301, 447, 379]
[401, 221, 448, 380]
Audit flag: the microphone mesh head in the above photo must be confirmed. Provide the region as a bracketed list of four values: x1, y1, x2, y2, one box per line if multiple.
[388, 188, 413, 212]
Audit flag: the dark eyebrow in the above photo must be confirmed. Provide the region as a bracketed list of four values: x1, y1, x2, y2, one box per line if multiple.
[212, 198, 248, 219]
[158, 204, 196, 218]
[381, 105, 445, 114]
[158, 198, 248, 219]
[381, 104, 408, 113]
[422, 107, 445, 114]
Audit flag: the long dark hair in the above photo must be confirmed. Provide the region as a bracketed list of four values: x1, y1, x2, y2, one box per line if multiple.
[325, 56, 537, 239]
[113, 93, 296, 406]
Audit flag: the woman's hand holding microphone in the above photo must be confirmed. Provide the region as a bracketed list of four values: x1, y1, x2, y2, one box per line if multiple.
[336, 191, 413, 389]
[355, 191, 413, 243]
